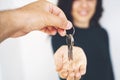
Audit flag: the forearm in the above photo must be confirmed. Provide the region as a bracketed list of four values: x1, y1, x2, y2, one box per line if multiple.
[0, 11, 9, 43]
[0, 10, 18, 43]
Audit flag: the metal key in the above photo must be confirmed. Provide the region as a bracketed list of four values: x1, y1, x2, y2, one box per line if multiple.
[66, 34, 74, 60]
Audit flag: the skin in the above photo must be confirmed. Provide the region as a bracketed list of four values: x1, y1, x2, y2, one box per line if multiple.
[71, 0, 97, 28]
[0, 0, 72, 43]
[54, 45, 87, 80]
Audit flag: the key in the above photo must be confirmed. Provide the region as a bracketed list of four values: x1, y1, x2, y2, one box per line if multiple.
[66, 34, 74, 60]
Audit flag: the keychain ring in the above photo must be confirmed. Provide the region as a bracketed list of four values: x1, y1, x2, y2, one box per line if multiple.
[66, 26, 75, 36]
[72, 26, 75, 35]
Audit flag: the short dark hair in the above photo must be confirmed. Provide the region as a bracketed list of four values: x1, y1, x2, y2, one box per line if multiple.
[58, 0, 103, 26]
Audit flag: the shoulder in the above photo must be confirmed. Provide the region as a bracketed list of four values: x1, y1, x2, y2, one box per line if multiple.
[97, 26, 109, 41]
[92, 23, 108, 35]
[95, 26, 108, 36]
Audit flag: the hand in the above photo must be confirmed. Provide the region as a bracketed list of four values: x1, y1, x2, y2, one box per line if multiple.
[0, 0, 72, 42]
[54, 45, 87, 80]
[10, 0, 72, 37]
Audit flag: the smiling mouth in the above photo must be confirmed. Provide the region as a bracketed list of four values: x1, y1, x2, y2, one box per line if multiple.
[78, 10, 88, 16]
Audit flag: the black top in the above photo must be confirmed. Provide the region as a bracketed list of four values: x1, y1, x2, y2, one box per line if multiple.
[51, 25, 114, 80]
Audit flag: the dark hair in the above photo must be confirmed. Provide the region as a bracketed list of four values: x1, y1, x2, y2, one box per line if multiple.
[58, 0, 103, 26]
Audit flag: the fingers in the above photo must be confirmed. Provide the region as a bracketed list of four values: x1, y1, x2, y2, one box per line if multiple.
[75, 73, 81, 80]
[54, 46, 67, 71]
[54, 52, 63, 71]
[59, 63, 69, 79]
[57, 29, 66, 36]
[78, 48, 87, 76]
[73, 46, 87, 76]
[48, 9, 73, 36]
[41, 27, 66, 36]
[43, 1, 72, 35]
[79, 64, 87, 75]
[40, 27, 57, 35]
[59, 70, 68, 79]
[49, 3, 66, 18]
[44, 14, 72, 36]
[48, 3, 72, 29]
[67, 72, 75, 80]
[54, 45, 87, 80]
[67, 61, 75, 80]
[74, 64, 81, 80]
[47, 14, 72, 29]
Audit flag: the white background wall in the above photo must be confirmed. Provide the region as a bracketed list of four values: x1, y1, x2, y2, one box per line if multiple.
[0, 0, 120, 80]
[100, 0, 120, 80]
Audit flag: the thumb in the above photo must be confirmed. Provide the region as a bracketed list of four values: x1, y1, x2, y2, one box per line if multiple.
[47, 14, 72, 30]
[48, 3, 72, 30]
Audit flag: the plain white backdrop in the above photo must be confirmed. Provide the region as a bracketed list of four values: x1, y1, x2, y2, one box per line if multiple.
[0, 0, 120, 80]
[100, 0, 120, 80]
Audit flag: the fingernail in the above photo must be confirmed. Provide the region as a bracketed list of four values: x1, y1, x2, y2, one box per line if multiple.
[66, 21, 72, 29]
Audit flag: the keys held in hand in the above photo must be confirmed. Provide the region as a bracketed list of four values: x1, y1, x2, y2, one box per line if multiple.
[54, 27, 87, 80]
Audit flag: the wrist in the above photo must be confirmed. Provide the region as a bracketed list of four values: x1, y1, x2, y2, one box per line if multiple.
[0, 9, 20, 42]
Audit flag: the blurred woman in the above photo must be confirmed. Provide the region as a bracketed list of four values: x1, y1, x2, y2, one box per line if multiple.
[52, 0, 114, 80]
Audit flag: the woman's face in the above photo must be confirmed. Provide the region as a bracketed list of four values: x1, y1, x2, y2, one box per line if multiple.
[71, 0, 97, 26]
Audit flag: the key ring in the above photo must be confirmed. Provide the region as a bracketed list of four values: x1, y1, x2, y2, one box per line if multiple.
[66, 26, 75, 36]
[72, 26, 75, 36]
[66, 27, 75, 45]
